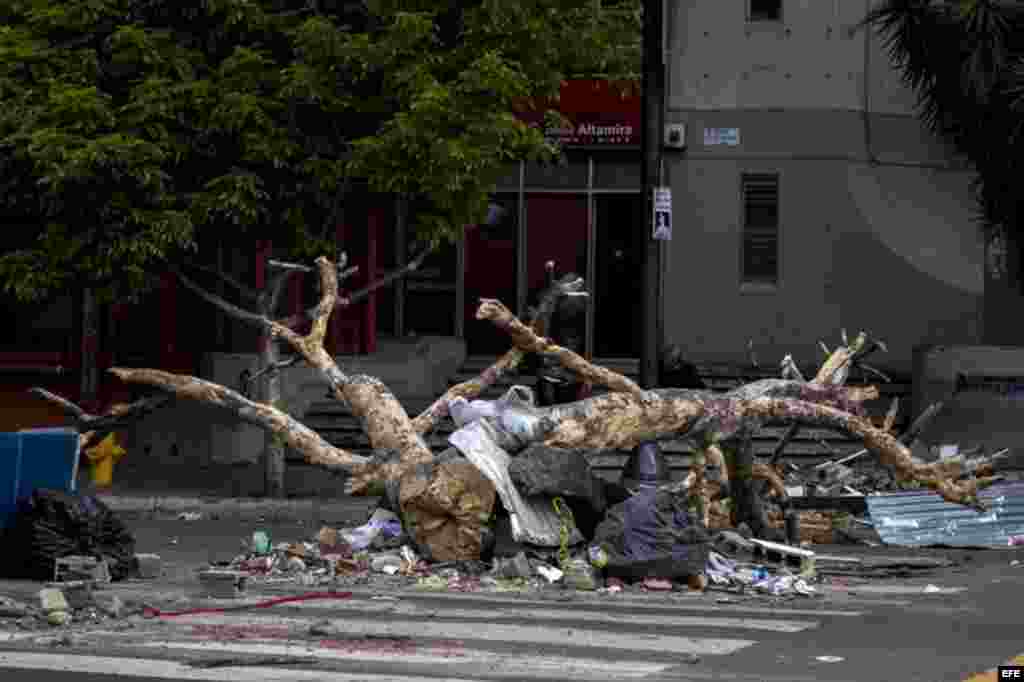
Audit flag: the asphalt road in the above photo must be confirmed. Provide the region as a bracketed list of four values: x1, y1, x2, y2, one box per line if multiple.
[0, 515, 1020, 681]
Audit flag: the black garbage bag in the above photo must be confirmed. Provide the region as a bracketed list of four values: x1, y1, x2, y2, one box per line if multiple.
[3, 489, 137, 581]
[593, 486, 709, 581]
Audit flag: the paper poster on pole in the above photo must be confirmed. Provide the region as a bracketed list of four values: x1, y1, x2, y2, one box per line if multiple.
[652, 187, 672, 241]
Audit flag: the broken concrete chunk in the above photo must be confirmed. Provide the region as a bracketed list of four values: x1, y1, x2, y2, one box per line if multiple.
[135, 554, 163, 579]
[0, 596, 32, 618]
[38, 588, 69, 614]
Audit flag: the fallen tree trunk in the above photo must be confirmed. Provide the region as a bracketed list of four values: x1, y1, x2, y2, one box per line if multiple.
[99, 256, 1000, 560]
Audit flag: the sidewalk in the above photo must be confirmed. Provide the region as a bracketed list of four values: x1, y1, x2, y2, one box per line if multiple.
[93, 489, 380, 522]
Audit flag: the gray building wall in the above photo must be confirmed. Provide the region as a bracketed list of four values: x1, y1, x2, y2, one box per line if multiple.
[661, 0, 983, 372]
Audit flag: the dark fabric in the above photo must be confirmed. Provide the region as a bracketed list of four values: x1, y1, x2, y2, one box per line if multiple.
[593, 487, 709, 581]
[3, 488, 137, 581]
[621, 441, 671, 488]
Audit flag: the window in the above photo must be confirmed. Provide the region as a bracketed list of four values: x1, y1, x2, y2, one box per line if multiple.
[748, 0, 782, 22]
[741, 172, 780, 286]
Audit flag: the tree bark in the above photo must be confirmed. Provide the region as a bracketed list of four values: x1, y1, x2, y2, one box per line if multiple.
[79, 288, 100, 411]
[260, 273, 290, 499]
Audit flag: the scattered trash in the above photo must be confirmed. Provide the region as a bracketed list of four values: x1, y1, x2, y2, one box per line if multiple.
[536, 565, 564, 583]
[815, 655, 845, 663]
[449, 417, 582, 547]
[341, 509, 404, 552]
[370, 555, 402, 575]
[641, 577, 673, 591]
[177, 512, 203, 522]
[251, 531, 271, 555]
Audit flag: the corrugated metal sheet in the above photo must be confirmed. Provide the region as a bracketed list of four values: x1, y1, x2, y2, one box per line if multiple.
[866, 482, 1024, 548]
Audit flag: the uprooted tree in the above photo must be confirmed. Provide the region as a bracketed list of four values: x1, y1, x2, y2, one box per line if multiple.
[35, 255, 1005, 561]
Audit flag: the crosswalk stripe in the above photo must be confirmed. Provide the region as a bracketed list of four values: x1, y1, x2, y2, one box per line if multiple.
[1, 580, 913, 681]
[149, 612, 759, 655]
[0, 651, 485, 682]
[137, 641, 672, 679]
[247, 597, 821, 632]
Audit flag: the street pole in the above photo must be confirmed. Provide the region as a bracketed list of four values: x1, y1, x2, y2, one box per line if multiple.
[638, 0, 665, 389]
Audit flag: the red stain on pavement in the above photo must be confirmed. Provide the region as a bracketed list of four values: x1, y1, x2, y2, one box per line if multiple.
[317, 638, 467, 658]
[190, 624, 294, 640]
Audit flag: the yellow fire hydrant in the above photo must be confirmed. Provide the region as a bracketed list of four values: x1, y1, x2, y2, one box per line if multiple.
[82, 433, 126, 488]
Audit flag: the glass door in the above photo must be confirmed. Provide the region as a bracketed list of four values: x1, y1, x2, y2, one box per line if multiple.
[594, 194, 643, 358]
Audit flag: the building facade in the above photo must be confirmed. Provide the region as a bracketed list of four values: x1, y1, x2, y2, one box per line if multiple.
[458, 0, 984, 372]
[660, 0, 983, 371]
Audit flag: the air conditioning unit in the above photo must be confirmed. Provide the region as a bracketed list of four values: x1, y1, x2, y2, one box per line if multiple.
[664, 123, 687, 150]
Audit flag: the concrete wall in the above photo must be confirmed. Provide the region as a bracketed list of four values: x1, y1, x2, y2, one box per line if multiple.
[912, 346, 1024, 459]
[115, 336, 465, 494]
[660, 0, 983, 373]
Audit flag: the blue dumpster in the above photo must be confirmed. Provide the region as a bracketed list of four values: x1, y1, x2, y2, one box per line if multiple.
[0, 432, 22, 532]
[0, 428, 79, 532]
[16, 428, 79, 500]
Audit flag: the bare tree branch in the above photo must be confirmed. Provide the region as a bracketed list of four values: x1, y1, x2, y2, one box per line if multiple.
[172, 267, 304, 345]
[476, 298, 643, 396]
[342, 245, 431, 307]
[410, 271, 587, 434]
[185, 263, 261, 303]
[108, 368, 366, 472]
[29, 388, 171, 450]
[243, 356, 303, 392]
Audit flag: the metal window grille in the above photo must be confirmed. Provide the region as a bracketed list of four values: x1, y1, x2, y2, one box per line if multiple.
[741, 172, 780, 285]
[748, 0, 783, 22]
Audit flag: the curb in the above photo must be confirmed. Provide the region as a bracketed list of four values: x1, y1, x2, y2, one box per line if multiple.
[98, 495, 379, 520]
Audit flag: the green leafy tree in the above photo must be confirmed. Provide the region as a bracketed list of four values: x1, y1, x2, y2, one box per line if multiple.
[0, 0, 639, 495]
[861, 0, 1024, 343]
[0, 0, 641, 303]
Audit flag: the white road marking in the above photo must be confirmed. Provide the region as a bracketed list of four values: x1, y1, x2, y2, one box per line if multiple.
[0, 651, 482, 682]
[141, 640, 671, 679]
[263, 600, 819, 632]
[156, 612, 757, 655]
[200, 589, 868, 618]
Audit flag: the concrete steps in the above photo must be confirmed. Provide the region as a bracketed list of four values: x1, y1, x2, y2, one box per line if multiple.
[302, 355, 911, 481]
